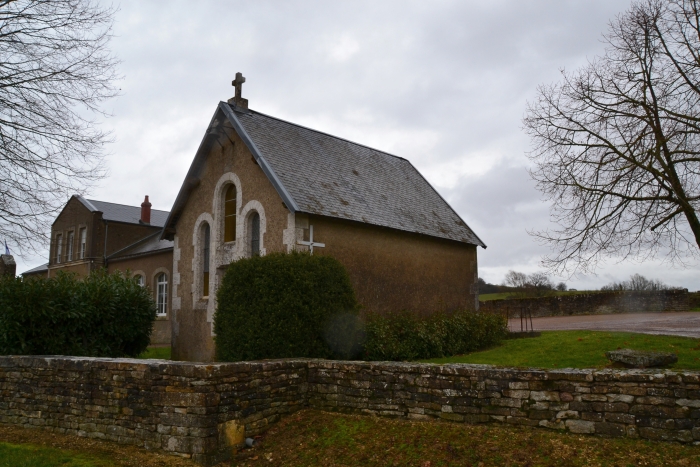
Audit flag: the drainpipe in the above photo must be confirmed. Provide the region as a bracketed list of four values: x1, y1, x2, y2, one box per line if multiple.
[103, 221, 109, 270]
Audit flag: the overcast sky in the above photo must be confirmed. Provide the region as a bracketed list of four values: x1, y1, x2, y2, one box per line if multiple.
[16, 0, 700, 291]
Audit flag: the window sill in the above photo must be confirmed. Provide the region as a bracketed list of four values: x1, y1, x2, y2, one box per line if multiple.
[155, 315, 168, 320]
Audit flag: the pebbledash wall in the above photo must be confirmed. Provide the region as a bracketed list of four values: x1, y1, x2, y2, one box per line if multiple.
[479, 289, 689, 318]
[2, 357, 700, 466]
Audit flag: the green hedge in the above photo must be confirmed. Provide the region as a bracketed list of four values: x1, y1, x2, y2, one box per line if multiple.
[0, 271, 155, 357]
[363, 311, 508, 361]
[214, 252, 360, 361]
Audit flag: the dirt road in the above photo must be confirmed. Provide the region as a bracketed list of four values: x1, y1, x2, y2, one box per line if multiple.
[508, 312, 700, 339]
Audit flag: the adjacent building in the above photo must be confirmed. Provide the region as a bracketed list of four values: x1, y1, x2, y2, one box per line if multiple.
[23, 195, 174, 345]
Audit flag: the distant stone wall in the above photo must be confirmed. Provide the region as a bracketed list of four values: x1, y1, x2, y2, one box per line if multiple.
[2, 356, 700, 465]
[689, 292, 700, 310]
[479, 290, 689, 318]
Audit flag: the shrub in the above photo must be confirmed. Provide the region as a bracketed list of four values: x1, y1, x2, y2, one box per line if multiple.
[0, 270, 155, 357]
[214, 252, 360, 361]
[363, 311, 508, 361]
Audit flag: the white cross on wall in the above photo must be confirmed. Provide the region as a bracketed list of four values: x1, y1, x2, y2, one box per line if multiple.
[297, 225, 325, 255]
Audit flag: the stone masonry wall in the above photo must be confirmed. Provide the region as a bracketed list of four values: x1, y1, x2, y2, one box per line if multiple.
[479, 289, 689, 318]
[0, 357, 308, 465]
[2, 356, 700, 465]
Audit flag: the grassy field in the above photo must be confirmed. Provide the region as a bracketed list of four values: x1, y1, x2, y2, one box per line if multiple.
[424, 330, 700, 369]
[479, 290, 596, 301]
[0, 442, 113, 467]
[0, 425, 196, 467]
[138, 346, 171, 360]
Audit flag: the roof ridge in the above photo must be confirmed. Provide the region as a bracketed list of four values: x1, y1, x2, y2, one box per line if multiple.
[240, 106, 409, 163]
[87, 198, 170, 214]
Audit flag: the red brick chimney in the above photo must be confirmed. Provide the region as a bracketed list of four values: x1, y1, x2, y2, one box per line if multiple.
[141, 195, 152, 224]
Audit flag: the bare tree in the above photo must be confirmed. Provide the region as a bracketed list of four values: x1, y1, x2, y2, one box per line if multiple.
[503, 270, 554, 298]
[601, 273, 669, 290]
[0, 0, 118, 255]
[524, 0, 700, 274]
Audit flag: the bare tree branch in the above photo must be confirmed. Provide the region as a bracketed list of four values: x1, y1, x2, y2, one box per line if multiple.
[524, 0, 700, 274]
[0, 0, 118, 256]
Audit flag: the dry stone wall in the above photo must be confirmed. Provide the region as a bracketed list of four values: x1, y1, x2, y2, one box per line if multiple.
[479, 289, 689, 318]
[2, 356, 700, 465]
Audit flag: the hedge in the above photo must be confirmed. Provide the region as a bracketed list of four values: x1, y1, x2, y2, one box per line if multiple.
[363, 310, 508, 361]
[214, 252, 360, 361]
[0, 270, 156, 357]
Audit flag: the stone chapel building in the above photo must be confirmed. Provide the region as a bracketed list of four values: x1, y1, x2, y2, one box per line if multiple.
[163, 74, 486, 361]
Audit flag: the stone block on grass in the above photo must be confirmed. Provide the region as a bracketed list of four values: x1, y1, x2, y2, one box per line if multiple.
[605, 349, 678, 369]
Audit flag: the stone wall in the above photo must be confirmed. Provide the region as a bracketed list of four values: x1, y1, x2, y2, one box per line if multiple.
[2, 356, 700, 465]
[479, 289, 689, 318]
[0, 356, 308, 465]
[689, 292, 700, 310]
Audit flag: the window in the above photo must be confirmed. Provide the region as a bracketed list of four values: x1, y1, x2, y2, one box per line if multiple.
[55, 234, 63, 264]
[66, 231, 74, 262]
[224, 185, 237, 242]
[250, 212, 260, 256]
[203, 223, 210, 297]
[156, 273, 168, 316]
[135, 275, 144, 287]
[79, 228, 87, 259]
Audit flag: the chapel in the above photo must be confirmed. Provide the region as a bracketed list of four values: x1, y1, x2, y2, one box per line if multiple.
[163, 74, 486, 362]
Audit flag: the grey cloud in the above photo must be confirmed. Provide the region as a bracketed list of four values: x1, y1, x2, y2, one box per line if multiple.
[18, 0, 699, 291]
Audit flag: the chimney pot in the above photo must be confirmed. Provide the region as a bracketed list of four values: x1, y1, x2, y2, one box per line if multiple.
[141, 195, 152, 224]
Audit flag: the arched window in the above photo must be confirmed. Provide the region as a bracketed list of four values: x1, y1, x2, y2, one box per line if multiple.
[224, 185, 237, 242]
[250, 212, 260, 257]
[203, 223, 210, 297]
[135, 274, 144, 287]
[156, 273, 168, 316]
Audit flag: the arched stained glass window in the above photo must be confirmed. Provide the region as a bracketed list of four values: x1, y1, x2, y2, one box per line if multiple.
[203, 223, 210, 297]
[224, 185, 237, 242]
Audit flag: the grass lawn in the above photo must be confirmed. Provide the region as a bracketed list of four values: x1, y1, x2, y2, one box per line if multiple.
[479, 290, 596, 301]
[0, 425, 195, 467]
[234, 409, 700, 466]
[424, 330, 700, 370]
[0, 442, 113, 467]
[138, 346, 171, 360]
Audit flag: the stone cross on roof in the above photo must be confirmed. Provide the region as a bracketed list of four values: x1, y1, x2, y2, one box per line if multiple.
[228, 72, 248, 109]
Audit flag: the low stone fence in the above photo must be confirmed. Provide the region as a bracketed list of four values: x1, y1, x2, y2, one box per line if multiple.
[690, 292, 700, 310]
[479, 289, 689, 318]
[2, 356, 700, 465]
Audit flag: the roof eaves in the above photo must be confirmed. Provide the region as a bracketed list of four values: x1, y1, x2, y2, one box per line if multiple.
[76, 195, 99, 212]
[160, 108, 223, 240]
[107, 230, 162, 260]
[403, 159, 486, 248]
[219, 102, 299, 212]
[108, 246, 173, 262]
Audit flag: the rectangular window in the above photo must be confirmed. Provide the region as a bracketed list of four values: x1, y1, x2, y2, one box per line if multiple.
[66, 231, 74, 262]
[55, 234, 63, 264]
[156, 273, 168, 316]
[79, 228, 87, 259]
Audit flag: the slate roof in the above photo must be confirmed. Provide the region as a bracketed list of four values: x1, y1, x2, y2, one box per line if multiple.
[22, 263, 48, 276]
[109, 231, 173, 261]
[163, 102, 485, 247]
[77, 196, 170, 227]
[234, 107, 484, 246]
